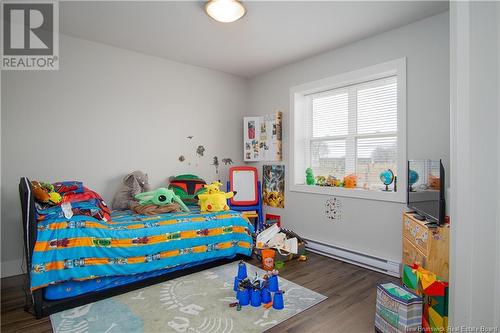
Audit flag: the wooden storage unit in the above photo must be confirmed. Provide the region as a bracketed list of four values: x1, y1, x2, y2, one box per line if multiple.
[402, 212, 450, 280]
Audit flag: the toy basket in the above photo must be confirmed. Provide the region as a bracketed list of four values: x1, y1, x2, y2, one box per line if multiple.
[375, 282, 422, 333]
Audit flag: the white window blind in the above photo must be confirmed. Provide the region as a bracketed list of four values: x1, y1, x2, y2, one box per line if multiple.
[308, 76, 398, 190]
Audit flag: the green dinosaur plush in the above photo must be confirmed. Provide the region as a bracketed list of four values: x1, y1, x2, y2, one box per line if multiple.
[134, 188, 190, 212]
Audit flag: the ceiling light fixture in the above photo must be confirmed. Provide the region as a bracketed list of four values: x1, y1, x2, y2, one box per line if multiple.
[205, 0, 246, 23]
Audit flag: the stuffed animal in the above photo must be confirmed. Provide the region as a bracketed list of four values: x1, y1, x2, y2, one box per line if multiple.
[135, 188, 190, 212]
[204, 181, 224, 194]
[111, 171, 151, 210]
[31, 181, 62, 205]
[131, 203, 181, 216]
[197, 182, 235, 212]
[168, 174, 207, 206]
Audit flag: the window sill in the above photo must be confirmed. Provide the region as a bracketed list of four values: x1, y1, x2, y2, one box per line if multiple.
[290, 184, 406, 203]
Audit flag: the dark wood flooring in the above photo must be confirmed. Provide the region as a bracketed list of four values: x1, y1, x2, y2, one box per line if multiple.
[1, 252, 398, 333]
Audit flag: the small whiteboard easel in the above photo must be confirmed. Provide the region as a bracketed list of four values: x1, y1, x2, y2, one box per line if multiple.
[229, 166, 259, 206]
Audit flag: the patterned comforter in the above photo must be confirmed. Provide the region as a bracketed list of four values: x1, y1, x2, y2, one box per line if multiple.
[30, 209, 254, 290]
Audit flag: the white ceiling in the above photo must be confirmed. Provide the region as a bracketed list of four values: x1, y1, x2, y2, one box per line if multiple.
[60, 1, 449, 78]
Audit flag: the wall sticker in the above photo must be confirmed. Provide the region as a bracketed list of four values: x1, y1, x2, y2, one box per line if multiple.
[325, 197, 342, 221]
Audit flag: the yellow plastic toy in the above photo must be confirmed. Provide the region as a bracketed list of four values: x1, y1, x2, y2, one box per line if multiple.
[197, 182, 235, 212]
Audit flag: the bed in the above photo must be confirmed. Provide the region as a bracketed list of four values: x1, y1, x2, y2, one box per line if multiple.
[19, 177, 254, 318]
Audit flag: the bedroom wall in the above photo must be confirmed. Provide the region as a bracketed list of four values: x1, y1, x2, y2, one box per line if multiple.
[247, 13, 450, 263]
[1, 34, 249, 276]
[449, 1, 500, 327]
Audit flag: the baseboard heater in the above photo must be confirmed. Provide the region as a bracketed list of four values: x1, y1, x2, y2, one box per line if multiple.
[304, 238, 401, 278]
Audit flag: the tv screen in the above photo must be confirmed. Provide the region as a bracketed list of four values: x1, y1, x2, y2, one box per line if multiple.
[407, 159, 445, 224]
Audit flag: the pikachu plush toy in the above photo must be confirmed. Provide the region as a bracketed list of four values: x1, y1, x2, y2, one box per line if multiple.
[197, 182, 235, 212]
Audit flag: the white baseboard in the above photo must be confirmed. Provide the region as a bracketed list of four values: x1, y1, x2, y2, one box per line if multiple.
[1, 258, 25, 278]
[304, 238, 401, 278]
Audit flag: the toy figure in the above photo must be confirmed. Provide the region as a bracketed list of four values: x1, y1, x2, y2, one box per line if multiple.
[326, 175, 338, 187]
[315, 175, 326, 186]
[197, 182, 235, 212]
[305, 168, 315, 185]
[31, 181, 62, 205]
[135, 188, 190, 212]
[344, 174, 357, 188]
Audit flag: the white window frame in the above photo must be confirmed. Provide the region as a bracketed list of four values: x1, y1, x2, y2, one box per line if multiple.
[289, 58, 407, 202]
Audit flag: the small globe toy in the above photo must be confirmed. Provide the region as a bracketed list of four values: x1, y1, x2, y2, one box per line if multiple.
[379, 169, 394, 191]
[408, 169, 419, 191]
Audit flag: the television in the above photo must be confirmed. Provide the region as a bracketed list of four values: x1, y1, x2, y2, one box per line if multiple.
[407, 159, 446, 225]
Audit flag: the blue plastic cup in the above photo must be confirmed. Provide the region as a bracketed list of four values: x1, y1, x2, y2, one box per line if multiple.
[273, 290, 284, 310]
[237, 287, 250, 306]
[250, 288, 261, 307]
[237, 261, 248, 280]
[233, 277, 241, 292]
[268, 274, 279, 292]
[261, 287, 272, 304]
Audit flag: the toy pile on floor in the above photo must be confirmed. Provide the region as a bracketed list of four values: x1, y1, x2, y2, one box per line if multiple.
[230, 261, 284, 311]
[254, 224, 308, 270]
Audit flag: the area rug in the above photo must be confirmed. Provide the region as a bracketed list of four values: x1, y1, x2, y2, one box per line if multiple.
[50, 262, 327, 333]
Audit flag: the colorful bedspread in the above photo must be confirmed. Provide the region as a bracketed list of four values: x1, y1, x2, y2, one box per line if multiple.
[31, 209, 254, 291]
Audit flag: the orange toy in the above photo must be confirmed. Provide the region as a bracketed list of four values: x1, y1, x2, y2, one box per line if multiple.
[31, 181, 62, 205]
[343, 174, 357, 188]
[261, 249, 276, 271]
[428, 174, 440, 190]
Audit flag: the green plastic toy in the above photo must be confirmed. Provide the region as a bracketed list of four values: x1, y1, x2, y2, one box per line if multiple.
[135, 188, 190, 212]
[305, 168, 315, 185]
[274, 261, 285, 269]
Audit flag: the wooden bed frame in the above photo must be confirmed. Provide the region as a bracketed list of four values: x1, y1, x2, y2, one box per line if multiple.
[19, 177, 247, 319]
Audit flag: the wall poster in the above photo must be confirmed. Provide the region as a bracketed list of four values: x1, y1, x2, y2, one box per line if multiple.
[244, 111, 282, 162]
[263, 165, 285, 208]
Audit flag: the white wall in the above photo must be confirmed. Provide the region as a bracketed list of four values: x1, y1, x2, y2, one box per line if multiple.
[449, 1, 500, 328]
[1, 35, 248, 276]
[248, 13, 450, 262]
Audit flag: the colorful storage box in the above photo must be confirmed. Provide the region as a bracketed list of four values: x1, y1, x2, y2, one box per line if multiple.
[402, 264, 449, 333]
[375, 282, 423, 333]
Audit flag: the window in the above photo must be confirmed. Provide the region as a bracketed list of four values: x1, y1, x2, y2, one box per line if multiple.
[291, 58, 406, 202]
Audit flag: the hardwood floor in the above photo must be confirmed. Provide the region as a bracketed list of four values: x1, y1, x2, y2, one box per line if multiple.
[1, 253, 398, 333]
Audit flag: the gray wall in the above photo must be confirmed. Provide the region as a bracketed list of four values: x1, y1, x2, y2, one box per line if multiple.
[248, 13, 450, 262]
[449, 1, 500, 327]
[1, 35, 248, 276]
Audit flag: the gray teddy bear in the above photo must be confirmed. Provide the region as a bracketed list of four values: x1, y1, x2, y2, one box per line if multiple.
[112, 171, 151, 210]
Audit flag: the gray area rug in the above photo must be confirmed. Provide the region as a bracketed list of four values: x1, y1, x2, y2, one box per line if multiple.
[50, 261, 327, 333]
